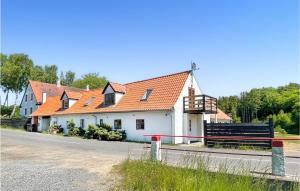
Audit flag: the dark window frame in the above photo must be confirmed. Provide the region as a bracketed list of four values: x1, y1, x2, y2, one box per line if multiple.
[31, 93, 33, 100]
[25, 95, 28, 102]
[99, 119, 104, 126]
[189, 119, 192, 132]
[25, 108, 27, 115]
[80, 119, 85, 129]
[62, 99, 69, 109]
[114, 119, 122, 129]
[30, 107, 33, 114]
[136, 119, 145, 130]
[105, 93, 115, 105]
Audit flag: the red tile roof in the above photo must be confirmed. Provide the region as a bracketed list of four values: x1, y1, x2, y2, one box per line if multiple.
[51, 71, 191, 115]
[31, 96, 61, 116]
[210, 109, 232, 120]
[64, 90, 82, 100]
[29, 80, 82, 104]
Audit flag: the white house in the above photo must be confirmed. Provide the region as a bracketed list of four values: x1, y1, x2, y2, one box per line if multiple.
[31, 70, 231, 144]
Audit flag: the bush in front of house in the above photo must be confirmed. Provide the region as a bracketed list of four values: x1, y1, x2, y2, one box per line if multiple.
[107, 131, 123, 141]
[84, 123, 125, 141]
[97, 123, 112, 131]
[85, 125, 98, 139]
[49, 124, 63, 134]
[67, 120, 85, 137]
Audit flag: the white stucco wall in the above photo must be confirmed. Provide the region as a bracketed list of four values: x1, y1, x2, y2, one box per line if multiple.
[20, 84, 38, 117]
[51, 111, 173, 143]
[172, 73, 204, 144]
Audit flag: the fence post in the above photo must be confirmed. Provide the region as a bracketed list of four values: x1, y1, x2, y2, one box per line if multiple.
[269, 118, 274, 138]
[151, 136, 161, 161]
[272, 140, 285, 176]
[204, 120, 207, 146]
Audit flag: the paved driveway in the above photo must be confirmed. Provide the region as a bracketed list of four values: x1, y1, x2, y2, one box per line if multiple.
[1, 129, 300, 191]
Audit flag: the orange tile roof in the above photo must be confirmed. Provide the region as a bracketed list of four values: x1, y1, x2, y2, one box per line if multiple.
[29, 80, 82, 103]
[52, 71, 191, 115]
[64, 90, 82, 100]
[103, 82, 126, 94]
[30, 96, 61, 116]
[210, 109, 232, 120]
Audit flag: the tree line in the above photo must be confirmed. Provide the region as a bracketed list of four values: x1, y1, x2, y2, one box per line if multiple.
[218, 83, 300, 134]
[1, 53, 107, 118]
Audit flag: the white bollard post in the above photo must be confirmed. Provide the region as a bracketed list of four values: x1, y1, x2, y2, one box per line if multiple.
[272, 140, 285, 176]
[151, 136, 161, 161]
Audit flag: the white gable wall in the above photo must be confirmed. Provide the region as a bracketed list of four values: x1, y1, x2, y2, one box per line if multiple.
[20, 84, 38, 117]
[172, 73, 210, 144]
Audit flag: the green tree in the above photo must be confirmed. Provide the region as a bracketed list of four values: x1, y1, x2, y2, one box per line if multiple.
[43, 65, 58, 83]
[1, 54, 33, 117]
[72, 73, 107, 89]
[60, 71, 75, 86]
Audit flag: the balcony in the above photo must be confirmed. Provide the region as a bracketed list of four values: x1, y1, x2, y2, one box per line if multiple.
[183, 94, 217, 114]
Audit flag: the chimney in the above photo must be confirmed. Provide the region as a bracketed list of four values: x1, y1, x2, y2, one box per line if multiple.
[57, 80, 61, 88]
[86, 84, 90, 91]
[42, 92, 47, 104]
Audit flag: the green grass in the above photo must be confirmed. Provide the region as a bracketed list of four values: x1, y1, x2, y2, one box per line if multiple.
[115, 156, 299, 191]
[0, 125, 25, 131]
[275, 132, 300, 144]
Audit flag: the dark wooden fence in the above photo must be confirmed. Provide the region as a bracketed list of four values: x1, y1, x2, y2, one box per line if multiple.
[204, 119, 274, 149]
[1, 118, 29, 128]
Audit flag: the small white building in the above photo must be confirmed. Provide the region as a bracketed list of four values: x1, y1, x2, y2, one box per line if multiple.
[31, 70, 230, 144]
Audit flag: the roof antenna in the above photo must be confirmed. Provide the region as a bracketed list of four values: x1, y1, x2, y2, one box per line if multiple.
[191, 62, 199, 87]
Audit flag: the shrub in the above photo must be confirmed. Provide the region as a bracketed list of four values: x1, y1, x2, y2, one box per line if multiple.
[85, 125, 98, 139]
[96, 128, 109, 140]
[68, 127, 80, 136]
[274, 125, 287, 135]
[116, 130, 127, 140]
[49, 124, 62, 134]
[107, 131, 122, 141]
[99, 123, 112, 131]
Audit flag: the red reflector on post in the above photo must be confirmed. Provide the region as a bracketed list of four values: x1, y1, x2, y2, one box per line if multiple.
[152, 136, 161, 141]
[272, 140, 283, 147]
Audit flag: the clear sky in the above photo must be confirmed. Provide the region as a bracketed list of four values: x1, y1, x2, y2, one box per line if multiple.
[1, 0, 299, 104]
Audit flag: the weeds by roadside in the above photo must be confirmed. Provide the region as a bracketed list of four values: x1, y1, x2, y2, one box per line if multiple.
[115, 155, 300, 191]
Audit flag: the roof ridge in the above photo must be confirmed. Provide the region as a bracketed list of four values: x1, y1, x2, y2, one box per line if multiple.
[125, 70, 191, 85]
[29, 80, 84, 90]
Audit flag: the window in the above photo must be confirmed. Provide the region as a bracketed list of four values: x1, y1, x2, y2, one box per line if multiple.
[189, 120, 192, 132]
[84, 96, 96, 106]
[114, 119, 122, 129]
[30, 107, 33, 114]
[105, 93, 115, 105]
[99, 119, 103, 126]
[31, 93, 33, 100]
[141, 89, 152, 101]
[62, 99, 69, 109]
[80, 119, 85, 129]
[25, 108, 27, 115]
[25, 95, 28, 102]
[136, 119, 144, 130]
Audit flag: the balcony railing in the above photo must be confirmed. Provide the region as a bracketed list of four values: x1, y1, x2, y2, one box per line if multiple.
[183, 94, 217, 114]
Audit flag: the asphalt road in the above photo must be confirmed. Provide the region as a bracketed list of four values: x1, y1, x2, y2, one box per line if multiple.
[1, 129, 300, 190]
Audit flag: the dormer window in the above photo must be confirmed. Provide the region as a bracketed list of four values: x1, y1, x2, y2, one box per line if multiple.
[105, 93, 115, 105]
[141, 89, 152, 101]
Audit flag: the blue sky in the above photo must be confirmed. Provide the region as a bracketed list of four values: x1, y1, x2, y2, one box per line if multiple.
[1, 0, 299, 104]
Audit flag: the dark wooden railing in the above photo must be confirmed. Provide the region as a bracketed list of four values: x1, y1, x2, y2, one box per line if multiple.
[183, 94, 217, 114]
